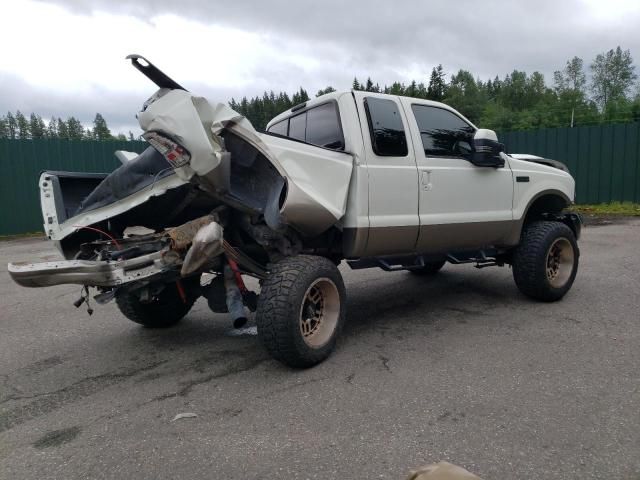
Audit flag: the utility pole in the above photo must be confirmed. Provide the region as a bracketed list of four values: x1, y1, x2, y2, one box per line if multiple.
[570, 108, 574, 128]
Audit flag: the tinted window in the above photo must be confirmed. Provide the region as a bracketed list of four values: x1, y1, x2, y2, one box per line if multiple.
[267, 102, 344, 150]
[364, 97, 408, 156]
[268, 120, 287, 136]
[411, 105, 475, 158]
[288, 113, 306, 141]
[306, 103, 343, 149]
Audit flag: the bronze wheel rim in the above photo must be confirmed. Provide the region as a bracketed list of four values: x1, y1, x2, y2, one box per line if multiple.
[299, 278, 340, 348]
[545, 238, 574, 288]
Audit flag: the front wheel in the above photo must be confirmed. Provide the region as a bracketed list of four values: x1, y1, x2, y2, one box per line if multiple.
[512, 221, 579, 302]
[256, 255, 346, 368]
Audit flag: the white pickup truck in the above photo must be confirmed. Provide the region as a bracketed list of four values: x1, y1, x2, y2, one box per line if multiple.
[9, 56, 581, 368]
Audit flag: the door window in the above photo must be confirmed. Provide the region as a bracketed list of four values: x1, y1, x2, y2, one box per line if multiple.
[411, 105, 475, 158]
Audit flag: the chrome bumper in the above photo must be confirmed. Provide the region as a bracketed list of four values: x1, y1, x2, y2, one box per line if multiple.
[8, 251, 176, 288]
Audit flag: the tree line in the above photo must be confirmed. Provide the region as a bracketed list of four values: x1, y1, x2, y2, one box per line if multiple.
[0, 112, 135, 141]
[2, 45, 638, 139]
[232, 46, 640, 131]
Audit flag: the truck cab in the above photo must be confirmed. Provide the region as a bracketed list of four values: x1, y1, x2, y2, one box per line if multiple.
[266, 91, 575, 259]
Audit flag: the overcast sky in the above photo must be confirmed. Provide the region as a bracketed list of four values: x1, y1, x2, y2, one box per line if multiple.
[1, 0, 639, 134]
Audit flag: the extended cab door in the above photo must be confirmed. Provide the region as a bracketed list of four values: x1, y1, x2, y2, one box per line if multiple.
[398, 98, 514, 253]
[353, 92, 420, 256]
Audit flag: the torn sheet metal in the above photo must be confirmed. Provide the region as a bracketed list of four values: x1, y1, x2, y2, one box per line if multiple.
[166, 214, 216, 251]
[139, 89, 353, 237]
[181, 222, 224, 276]
[45, 173, 188, 242]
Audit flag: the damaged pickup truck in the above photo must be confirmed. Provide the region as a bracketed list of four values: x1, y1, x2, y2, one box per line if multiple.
[8, 55, 582, 368]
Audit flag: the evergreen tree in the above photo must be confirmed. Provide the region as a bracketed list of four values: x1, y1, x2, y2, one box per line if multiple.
[444, 70, 485, 124]
[405, 80, 418, 98]
[316, 86, 336, 97]
[365, 77, 375, 92]
[47, 117, 58, 138]
[66, 117, 85, 140]
[352, 77, 361, 91]
[427, 65, 447, 101]
[6, 112, 17, 139]
[57, 118, 69, 139]
[15, 111, 30, 139]
[291, 87, 309, 105]
[29, 113, 46, 138]
[92, 113, 112, 140]
[0, 116, 7, 139]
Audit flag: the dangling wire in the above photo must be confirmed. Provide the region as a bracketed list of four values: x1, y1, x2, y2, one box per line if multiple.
[72, 225, 122, 249]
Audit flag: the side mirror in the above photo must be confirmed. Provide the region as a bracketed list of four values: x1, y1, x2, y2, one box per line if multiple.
[471, 129, 505, 167]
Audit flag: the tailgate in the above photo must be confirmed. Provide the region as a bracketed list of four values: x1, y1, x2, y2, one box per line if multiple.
[40, 171, 108, 237]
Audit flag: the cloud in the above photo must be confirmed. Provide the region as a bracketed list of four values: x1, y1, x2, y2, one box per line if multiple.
[2, 0, 639, 132]
[40, 0, 640, 78]
[0, 72, 243, 135]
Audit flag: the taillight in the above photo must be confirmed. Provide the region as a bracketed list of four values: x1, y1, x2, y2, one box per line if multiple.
[143, 131, 191, 168]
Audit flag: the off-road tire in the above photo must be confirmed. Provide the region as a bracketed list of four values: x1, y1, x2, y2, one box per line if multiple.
[410, 260, 446, 275]
[256, 255, 346, 368]
[512, 221, 579, 302]
[116, 277, 199, 328]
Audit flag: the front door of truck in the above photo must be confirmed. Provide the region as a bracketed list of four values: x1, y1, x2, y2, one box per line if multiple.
[398, 98, 514, 253]
[353, 92, 420, 256]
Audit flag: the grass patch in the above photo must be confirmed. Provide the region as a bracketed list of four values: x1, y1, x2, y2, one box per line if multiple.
[0, 232, 45, 241]
[571, 202, 640, 216]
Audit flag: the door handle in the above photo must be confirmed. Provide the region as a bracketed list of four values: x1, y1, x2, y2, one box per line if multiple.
[421, 170, 433, 191]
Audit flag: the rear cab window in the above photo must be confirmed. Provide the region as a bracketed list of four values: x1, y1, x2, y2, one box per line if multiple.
[266, 101, 344, 150]
[363, 97, 408, 157]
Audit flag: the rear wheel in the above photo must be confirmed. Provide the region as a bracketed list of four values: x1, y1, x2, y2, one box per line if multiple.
[512, 221, 579, 301]
[256, 255, 346, 368]
[116, 276, 200, 328]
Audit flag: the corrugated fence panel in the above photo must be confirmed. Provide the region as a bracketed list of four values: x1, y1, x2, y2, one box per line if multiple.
[500, 122, 640, 205]
[2, 124, 640, 235]
[0, 139, 147, 235]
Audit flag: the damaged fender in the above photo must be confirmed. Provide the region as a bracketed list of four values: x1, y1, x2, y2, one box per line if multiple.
[139, 89, 353, 237]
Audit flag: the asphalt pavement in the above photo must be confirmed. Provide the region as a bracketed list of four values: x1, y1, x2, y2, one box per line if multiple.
[1, 219, 639, 479]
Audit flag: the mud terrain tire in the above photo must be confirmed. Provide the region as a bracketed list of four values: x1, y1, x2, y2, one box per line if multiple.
[256, 255, 346, 368]
[512, 221, 579, 302]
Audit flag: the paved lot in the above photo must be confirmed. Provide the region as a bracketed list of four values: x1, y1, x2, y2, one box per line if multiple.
[1, 220, 639, 480]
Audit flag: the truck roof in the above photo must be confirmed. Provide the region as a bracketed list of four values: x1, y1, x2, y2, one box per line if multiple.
[266, 90, 473, 130]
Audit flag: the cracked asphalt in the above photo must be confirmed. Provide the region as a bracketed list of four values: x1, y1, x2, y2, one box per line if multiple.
[1, 219, 639, 479]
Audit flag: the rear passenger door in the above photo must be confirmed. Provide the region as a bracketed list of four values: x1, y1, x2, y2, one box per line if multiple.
[353, 92, 420, 256]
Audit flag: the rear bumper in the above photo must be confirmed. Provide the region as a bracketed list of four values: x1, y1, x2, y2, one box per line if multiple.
[8, 251, 175, 288]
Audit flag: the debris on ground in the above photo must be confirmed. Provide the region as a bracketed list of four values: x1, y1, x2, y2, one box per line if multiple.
[171, 412, 198, 422]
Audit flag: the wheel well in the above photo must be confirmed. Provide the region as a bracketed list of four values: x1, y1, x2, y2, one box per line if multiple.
[523, 194, 569, 224]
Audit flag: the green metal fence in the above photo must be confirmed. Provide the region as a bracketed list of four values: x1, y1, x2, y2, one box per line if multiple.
[500, 122, 640, 204]
[1, 123, 640, 235]
[0, 139, 147, 236]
